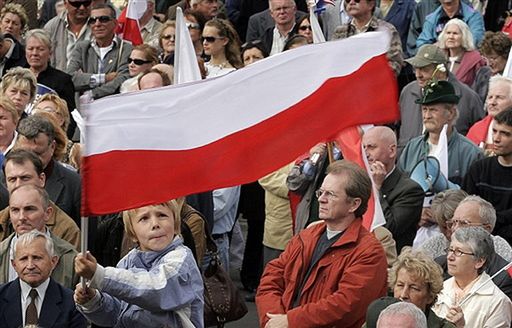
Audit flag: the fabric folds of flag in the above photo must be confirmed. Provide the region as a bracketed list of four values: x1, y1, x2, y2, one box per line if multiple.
[116, 0, 146, 45]
[174, 7, 202, 84]
[81, 32, 399, 215]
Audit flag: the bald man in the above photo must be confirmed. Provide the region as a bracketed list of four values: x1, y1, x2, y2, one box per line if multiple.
[363, 126, 425, 253]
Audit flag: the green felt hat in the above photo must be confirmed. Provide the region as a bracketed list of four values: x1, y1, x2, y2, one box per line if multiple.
[416, 80, 460, 105]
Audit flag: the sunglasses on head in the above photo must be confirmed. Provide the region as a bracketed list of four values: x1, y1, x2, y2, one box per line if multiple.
[161, 34, 175, 40]
[299, 25, 312, 31]
[202, 36, 223, 43]
[128, 57, 152, 65]
[88, 15, 113, 24]
[68, 0, 92, 8]
[186, 22, 201, 30]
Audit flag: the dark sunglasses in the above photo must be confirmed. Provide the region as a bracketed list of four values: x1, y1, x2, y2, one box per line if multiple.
[161, 34, 175, 40]
[202, 36, 223, 43]
[128, 57, 152, 65]
[88, 15, 113, 24]
[299, 25, 312, 31]
[344, 0, 361, 3]
[68, 0, 92, 8]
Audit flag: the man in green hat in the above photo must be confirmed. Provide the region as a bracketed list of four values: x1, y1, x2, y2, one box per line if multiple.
[398, 80, 483, 244]
[398, 44, 484, 155]
[399, 79, 482, 187]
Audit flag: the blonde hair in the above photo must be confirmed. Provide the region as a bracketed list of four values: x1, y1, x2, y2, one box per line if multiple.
[0, 3, 28, 31]
[32, 93, 70, 132]
[0, 96, 19, 124]
[122, 200, 181, 242]
[1, 67, 37, 103]
[389, 248, 444, 307]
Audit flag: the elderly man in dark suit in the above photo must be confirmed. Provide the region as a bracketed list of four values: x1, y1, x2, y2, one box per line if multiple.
[67, 3, 130, 100]
[362, 126, 424, 253]
[0, 229, 85, 327]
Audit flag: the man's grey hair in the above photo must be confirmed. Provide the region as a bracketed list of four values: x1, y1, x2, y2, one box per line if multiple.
[459, 195, 497, 230]
[452, 226, 494, 274]
[488, 75, 512, 102]
[377, 302, 427, 328]
[17, 114, 56, 142]
[13, 229, 56, 258]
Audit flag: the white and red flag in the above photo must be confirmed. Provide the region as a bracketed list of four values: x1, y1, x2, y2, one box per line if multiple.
[116, 0, 146, 45]
[81, 32, 399, 216]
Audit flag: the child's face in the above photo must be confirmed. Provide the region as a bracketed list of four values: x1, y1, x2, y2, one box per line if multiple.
[131, 205, 175, 252]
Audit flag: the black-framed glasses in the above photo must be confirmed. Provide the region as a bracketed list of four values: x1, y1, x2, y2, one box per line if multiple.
[186, 22, 201, 30]
[315, 189, 338, 200]
[344, 0, 361, 3]
[299, 25, 312, 31]
[202, 36, 224, 43]
[128, 57, 152, 65]
[446, 247, 475, 257]
[88, 15, 113, 24]
[161, 34, 175, 41]
[68, 0, 92, 8]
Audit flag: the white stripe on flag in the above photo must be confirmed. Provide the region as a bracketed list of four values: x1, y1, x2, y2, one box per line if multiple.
[83, 32, 390, 156]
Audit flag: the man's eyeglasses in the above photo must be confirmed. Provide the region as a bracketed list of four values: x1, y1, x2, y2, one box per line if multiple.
[446, 219, 486, 229]
[128, 57, 152, 65]
[202, 36, 224, 43]
[88, 15, 113, 25]
[186, 22, 201, 30]
[446, 247, 474, 257]
[161, 34, 176, 41]
[299, 25, 312, 31]
[344, 0, 361, 3]
[68, 0, 92, 8]
[315, 189, 338, 200]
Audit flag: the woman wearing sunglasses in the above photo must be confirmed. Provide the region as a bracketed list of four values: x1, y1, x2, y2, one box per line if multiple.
[159, 20, 176, 65]
[294, 15, 313, 44]
[121, 44, 159, 93]
[202, 18, 242, 78]
[184, 9, 207, 58]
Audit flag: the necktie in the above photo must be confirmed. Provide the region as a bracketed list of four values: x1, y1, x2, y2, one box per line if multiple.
[25, 289, 38, 325]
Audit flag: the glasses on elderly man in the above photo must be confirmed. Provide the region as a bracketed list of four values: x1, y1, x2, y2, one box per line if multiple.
[315, 189, 338, 200]
[445, 219, 486, 229]
[88, 15, 113, 24]
[446, 248, 475, 257]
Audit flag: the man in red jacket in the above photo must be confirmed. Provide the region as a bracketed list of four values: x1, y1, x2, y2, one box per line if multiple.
[256, 160, 388, 328]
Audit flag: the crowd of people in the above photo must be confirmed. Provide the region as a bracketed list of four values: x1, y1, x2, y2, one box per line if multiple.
[0, 0, 511, 327]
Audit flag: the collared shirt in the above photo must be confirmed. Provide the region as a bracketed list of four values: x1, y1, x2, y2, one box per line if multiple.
[349, 17, 372, 34]
[270, 25, 295, 56]
[2, 130, 18, 155]
[20, 278, 50, 325]
[89, 37, 117, 87]
[141, 17, 162, 48]
[0, 38, 15, 76]
[64, 13, 91, 68]
[436, 5, 464, 35]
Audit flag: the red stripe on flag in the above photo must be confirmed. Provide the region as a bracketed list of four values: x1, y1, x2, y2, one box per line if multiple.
[81, 54, 398, 215]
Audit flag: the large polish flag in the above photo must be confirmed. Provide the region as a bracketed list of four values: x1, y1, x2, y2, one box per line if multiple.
[116, 0, 146, 46]
[81, 32, 399, 215]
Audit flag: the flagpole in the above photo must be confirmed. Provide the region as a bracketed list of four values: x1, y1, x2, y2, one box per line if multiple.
[174, 7, 183, 83]
[458, 261, 512, 307]
[80, 216, 88, 288]
[327, 142, 334, 163]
